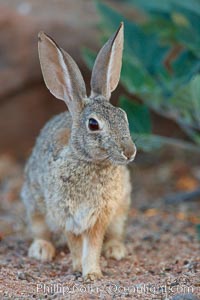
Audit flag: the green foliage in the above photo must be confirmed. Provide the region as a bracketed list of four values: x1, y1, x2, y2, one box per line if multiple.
[197, 223, 200, 241]
[119, 96, 152, 134]
[169, 75, 200, 130]
[128, 0, 200, 57]
[82, 1, 200, 152]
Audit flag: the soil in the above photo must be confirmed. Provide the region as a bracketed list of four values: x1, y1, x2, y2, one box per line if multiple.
[0, 150, 199, 300]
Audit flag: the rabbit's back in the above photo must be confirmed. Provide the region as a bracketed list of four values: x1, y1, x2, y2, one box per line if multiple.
[26, 111, 71, 172]
[21, 112, 72, 215]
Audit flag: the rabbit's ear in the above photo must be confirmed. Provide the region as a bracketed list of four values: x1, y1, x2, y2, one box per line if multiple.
[90, 22, 124, 100]
[38, 32, 87, 116]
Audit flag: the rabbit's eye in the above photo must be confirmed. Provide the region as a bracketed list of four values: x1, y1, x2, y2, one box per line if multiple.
[88, 118, 99, 131]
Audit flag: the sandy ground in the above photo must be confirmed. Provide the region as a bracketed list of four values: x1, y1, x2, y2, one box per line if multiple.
[0, 150, 199, 300]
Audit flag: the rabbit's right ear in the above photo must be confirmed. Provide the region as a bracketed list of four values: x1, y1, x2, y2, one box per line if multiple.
[38, 32, 87, 117]
[90, 23, 124, 100]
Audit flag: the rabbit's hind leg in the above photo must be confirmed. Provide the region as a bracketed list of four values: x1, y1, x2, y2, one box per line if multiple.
[103, 204, 129, 261]
[28, 212, 55, 262]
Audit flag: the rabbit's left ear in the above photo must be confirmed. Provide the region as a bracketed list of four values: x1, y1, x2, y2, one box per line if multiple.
[38, 32, 87, 117]
[90, 22, 124, 100]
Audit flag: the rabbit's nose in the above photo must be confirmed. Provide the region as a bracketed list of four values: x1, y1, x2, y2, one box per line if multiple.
[122, 143, 137, 160]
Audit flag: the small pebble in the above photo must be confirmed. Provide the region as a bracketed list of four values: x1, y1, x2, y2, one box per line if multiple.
[77, 276, 83, 282]
[165, 267, 172, 272]
[17, 271, 34, 282]
[65, 274, 76, 281]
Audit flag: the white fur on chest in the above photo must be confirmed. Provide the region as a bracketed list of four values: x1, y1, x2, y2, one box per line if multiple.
[65, 203, 98, 235]
[47, 159, 124, 234]
[64, 170, 106, 235]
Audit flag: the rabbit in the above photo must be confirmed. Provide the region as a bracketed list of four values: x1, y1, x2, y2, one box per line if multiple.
[21, 22, 137, 281]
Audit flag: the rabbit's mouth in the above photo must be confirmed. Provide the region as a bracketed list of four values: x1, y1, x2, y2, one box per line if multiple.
[120, 150, 136, 163]
[106, 149, 136, 165]
[76, 140, 136, 165]
[104, 141, 137, 165]
[110, 156, 135, 165]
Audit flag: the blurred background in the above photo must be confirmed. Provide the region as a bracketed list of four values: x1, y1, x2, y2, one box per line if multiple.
[0, 0, 99, 156]
[0, 0, 199, 298]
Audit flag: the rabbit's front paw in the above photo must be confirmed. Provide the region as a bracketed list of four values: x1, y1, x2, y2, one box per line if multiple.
[72, 261, 82, 273]
[84, 271, 103, 282]
[103, 240, 126, 260]
[28, 239, 55, 262]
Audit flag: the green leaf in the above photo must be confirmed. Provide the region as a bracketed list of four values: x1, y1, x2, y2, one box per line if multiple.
[173, 2, 200, 29]
[131, 134, 166, 151]
[177, 31, 200, 57]
[121, 57, 157, 94]
[196, 224, 200, 241]
[119, 96, 152, 134]
[169, 74, 200, 128]
[172, 0, 200, 16]
[190, 75, 200, 124]
[172, 50, 200, 81]
[126, 0, 171, 14]
[127, 0, 200, 17]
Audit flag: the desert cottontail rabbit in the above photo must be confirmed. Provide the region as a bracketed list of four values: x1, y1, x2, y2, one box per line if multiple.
[21, 22, 136, 280]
